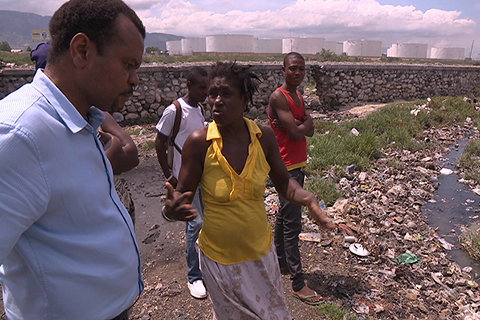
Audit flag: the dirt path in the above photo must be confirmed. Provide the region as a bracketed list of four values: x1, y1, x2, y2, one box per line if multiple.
[124, 142, 321, 320]
[125, 105, 480, 320]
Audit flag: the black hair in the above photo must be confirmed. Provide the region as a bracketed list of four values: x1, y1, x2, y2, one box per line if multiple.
[283, 52, 305, 67]
[209, 61, 259, 111]
[48, 0, 145, 65]
[187, 66, 208, 84]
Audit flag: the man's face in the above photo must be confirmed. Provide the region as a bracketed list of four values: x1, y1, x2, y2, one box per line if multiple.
[87, 15, 144, 113]
[283, 57, 305, 87]
[188, 76, 208, 105]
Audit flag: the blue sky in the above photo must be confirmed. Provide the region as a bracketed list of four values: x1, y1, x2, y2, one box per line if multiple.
[2, 0, 480, 58]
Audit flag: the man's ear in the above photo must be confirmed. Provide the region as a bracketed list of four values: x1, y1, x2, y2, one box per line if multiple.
[282, 66, 286, 73]
[69, 33, 92, 68]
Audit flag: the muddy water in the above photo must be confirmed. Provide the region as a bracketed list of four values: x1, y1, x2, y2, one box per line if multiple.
[422, 139, 480, 278]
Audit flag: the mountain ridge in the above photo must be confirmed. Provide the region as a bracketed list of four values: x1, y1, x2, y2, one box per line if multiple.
[0, 10, 183, 51]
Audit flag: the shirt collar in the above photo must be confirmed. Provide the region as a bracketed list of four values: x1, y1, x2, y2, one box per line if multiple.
[206, 118, 262, 142]
[31, 70, 105, 133]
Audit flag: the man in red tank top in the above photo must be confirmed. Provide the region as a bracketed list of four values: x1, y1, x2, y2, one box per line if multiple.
[268, 52, 323, 305]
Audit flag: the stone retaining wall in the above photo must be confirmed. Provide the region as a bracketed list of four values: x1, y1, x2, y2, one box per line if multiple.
[310, 63, 480, 109]
[2, 63, 480, 123]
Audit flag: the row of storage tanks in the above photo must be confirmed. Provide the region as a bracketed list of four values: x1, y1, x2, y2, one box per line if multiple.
[166, 35, 466, 60]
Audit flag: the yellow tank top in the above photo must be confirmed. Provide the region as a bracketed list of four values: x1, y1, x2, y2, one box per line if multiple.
[198, 118, 272, 265]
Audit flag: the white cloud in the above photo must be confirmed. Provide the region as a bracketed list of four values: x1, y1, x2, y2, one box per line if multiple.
[0, 0, 478, 55]
[141, 0, 476, 50]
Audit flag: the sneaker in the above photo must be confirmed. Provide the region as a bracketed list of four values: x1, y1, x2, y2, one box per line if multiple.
[188, 280, 207, 299]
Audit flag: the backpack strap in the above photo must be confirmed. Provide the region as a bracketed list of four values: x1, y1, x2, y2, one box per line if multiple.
[170, 100, 182, 154]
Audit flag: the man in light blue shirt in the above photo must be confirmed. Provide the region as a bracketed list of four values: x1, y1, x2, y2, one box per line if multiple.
[0, 0, 145, 319]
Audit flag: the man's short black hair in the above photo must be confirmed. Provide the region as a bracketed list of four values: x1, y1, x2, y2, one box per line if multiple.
[48, 0, 145, 65]
[283, 52, 305, 67]
[187, 66, 208, 84]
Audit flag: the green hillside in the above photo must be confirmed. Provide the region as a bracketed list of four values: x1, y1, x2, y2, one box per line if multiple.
[0, 10, 182, 51]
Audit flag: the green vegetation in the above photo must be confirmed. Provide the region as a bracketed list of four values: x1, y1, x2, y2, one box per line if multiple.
[140, 140, 156, 151]
[1, 48, 480, 67]
[459, 229, 480, 262]
[312, 49, 350, 62]
[304, 96, 480, 203]
[315, 303, 361, 320]
[0, 41, 11, 52]
[0, 51, 34, 66]
[459, 139, 480, 183]
[145, 46, 160, 54]
[125, 127, 143, 135]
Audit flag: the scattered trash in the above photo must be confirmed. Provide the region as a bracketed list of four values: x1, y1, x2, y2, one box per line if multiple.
[433, 235, 454, 250]
[346, 164, 355, 173]
[352, 302, 369, 314]
[350, 128, 359, 136]
[319, 199, 326, 210]
[299, 233, 323, 243]
[473, 187, 480, 197]
[349, 243, 369, 257]
[345, 236, 356, 243]
[392, 253, 418, 265]
[440, 168, 453, 175]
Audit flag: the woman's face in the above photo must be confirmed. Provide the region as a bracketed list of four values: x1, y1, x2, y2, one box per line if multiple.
[208, 76, 245, 126]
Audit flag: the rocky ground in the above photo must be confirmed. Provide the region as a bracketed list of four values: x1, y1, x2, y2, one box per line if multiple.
[2, 102, 480, 320]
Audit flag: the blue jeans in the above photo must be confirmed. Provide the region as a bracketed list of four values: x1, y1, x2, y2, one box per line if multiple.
[274, 167, 305, 292]
[186, 186, 204, 284]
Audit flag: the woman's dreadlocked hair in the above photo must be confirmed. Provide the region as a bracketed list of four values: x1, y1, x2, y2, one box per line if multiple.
[209, 61, 260, 112]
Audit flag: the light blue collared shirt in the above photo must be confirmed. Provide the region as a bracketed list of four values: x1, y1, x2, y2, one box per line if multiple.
[0, 70, 143, 320]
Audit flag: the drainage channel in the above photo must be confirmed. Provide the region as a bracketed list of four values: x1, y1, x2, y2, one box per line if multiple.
[422, 138, 480, 278]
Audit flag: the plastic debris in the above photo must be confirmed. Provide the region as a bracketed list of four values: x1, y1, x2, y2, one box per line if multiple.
[392, 253, 418, 265]
[440, 168, 453, 175]
[433, 235, 454, 250]
[346, 164, 355, 173]
[349, 243, 369, 257]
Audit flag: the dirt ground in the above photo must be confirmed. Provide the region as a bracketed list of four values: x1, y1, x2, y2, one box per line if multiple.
[1, 104, 476, 320]
[123, 152, 326, 320]
[122, 104, 421, 320]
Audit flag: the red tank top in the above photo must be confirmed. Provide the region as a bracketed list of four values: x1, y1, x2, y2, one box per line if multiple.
[268, 87, 307, 170]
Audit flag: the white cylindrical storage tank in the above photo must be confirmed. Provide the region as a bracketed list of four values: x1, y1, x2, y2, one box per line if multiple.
[387, 44, 398, 57]
[282, 38, 325, 55]
[429, 47, 465, 60]
[206, 34, 254, 53]
[324, 41, 343, 55]
[181, 37, 206, 55]
[387, 43, 428, 58]
[344, 40, 382, 57]
[254, 38, 282, 54]
[166, 40, 182, 55]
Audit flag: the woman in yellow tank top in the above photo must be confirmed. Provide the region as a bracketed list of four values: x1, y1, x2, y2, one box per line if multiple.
[163, 61, 336, 319]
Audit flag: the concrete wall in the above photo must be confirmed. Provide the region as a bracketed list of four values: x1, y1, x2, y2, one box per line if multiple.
[310, 63, 480, 108]
[2, 63, 480, 123]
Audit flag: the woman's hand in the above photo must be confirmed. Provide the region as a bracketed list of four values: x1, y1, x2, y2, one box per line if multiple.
[304, 196, 335, 230]
[163, 182, 197, 221]
[304, 196, 354, 234]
